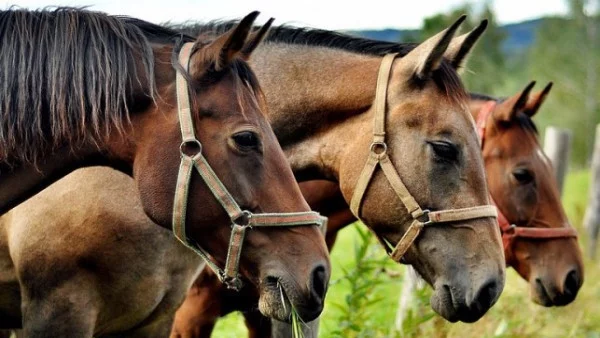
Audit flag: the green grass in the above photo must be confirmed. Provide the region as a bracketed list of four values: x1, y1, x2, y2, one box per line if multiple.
[214, 170, 600, 337]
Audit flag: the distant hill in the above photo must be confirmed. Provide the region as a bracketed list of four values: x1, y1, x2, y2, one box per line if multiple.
[346, 18, 544, 55]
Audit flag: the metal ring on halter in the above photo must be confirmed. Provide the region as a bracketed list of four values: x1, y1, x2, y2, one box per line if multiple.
[370, 142, 388, 155]
[233, 210, 253, 227]
[417, 209, 432, 226]
[180, 139, 203, 157]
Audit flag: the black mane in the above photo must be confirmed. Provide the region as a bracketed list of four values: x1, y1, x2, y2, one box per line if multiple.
[0, 7, 193, 164]
[175, 21, 467, 104]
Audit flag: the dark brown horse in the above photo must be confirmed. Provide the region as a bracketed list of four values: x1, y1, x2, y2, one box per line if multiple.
[0, 8, 331, 335]
[171, 28, 583, 337]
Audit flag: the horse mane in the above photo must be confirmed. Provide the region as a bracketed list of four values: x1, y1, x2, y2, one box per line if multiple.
[470, 92, 539, 134]
[0, 7, 193, 164]
[175, 21, 467, 104]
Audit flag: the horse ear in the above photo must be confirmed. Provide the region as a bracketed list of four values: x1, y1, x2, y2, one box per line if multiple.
[444, 20, 488, 71]
[493, 81, 536, 122]
[240, 17, 274, 59]
[524, 82, 553, 117]
[401, 15, 466, 80]
[200, 11, 259, 71]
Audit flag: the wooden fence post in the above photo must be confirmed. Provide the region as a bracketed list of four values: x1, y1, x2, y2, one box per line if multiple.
[584, 125, 600, 260]
[543, 127, 572, 195]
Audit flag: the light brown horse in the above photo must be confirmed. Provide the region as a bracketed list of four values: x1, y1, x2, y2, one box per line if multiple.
[171, 36, 583, 338]
[171, 17, 507, 335]
[0, 8, 331, 336]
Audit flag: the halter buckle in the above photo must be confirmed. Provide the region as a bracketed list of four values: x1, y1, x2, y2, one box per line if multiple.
[180, 139, 203, 157]
[222, 273, 244, 291]
[370, 141, 388, 155]
[233, 210, 253, 228]
[417, 209, 432, 226]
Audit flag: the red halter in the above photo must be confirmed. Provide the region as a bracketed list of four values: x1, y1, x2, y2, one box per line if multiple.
[476, 101, 578, 262]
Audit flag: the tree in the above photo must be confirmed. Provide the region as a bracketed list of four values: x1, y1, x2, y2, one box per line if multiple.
[527, 0, 599, 166]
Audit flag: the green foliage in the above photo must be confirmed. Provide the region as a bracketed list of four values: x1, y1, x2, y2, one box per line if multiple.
[409, 0, 599, 166]
[525, 0, 600, 166]
[329, 224, 391, 338]
[291, 306, 306, 338]
[413, 2, 507, 94]
[396, 286, 437, 338]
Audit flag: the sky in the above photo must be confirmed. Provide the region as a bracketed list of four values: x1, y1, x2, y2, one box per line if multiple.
[1, 0, 571, 30]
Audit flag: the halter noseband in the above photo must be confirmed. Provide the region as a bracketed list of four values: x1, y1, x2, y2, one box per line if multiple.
[172, 43, 324, 291]
[476, 100, 578, 262]
[350, 53, 498, 262]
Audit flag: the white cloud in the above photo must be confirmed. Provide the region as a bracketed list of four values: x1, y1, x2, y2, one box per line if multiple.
[2, 0, 570, 30]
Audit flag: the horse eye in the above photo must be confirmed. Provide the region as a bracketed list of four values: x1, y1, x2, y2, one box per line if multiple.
[429, 141, 458, 162]
[232, 131, 260, 150]
[512, 168, 534, 184]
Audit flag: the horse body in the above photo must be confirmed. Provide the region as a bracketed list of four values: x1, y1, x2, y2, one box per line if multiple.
[0, 168, 204, 336]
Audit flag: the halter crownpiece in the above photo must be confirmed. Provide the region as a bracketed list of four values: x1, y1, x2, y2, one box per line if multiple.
[350, 53, 498, 262]
[172, 42, 325, 291]
[476, 100, 578, 262]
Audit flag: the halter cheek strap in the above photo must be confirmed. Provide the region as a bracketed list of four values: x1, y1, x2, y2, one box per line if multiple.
[476, 100, 578, 262]
[172, 43, 325, 291]
[350, 53, 498, 262]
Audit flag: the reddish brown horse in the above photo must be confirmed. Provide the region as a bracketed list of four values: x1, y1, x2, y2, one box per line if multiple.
[0, 8, 331, 335]
[171, 27, 583, 337]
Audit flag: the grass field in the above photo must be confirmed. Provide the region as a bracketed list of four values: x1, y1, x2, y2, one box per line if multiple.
[213, 170, 599, 337]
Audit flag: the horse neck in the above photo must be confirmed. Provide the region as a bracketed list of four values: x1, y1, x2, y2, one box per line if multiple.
[251, 43, 382, 180]
[0, 146, 129, 215]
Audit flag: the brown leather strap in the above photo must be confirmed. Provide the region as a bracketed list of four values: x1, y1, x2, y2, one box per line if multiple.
[173, 154, 195, 242]
[191, 152, 244, 220]
[350, 54, 498, 263]
[223, 224, 247, 290]
[390, 220, 424, 261]
[507, 226, 578, 239]
[428, 205, 497, 223]
[350, 151, 380, 216]
[379, 155, 425, 218]
[373, 53, 398, 143]
[177, 43, 198, 144]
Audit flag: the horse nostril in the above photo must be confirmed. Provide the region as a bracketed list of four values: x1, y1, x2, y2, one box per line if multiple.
[310, 264, 328, 301]
[470, 279, 500, 310]
[263, 275, 279, 289]
[563, 269, 581, 297]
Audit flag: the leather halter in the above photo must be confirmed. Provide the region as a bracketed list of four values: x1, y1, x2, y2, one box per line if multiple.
[172, 43, 324, 291]
[476, 100, 578, 261]
[349, 53, 498, 262]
